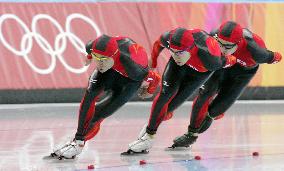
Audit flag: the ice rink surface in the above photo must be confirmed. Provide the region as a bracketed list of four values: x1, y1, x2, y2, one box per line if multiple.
[1, 101, 284, 171]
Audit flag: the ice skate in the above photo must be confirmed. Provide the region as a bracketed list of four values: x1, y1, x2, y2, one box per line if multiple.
[43, 140, 73, 159]
[121, 124, 154, 156]
[49, 139, 85, 160]
[168, 132, 198, 149]
[49, 140, 73, 158]
[58, 139, 85, 160]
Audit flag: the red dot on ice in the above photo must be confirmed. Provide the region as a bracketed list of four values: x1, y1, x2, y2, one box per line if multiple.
[194, 155, 201, 160]
[139, 160, 147, 165]
[252, 152, 259, 156]
[88, 164, 95, 169]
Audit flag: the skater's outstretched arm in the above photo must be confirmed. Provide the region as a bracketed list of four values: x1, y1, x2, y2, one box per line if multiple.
[243, 29, 282, 64]
[150, 31, 170, 68]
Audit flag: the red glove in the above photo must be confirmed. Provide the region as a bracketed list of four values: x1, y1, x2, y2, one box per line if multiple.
[268, 52, 282, 64]
[223, 55, 237, 68]
[144, 71, 161, 94]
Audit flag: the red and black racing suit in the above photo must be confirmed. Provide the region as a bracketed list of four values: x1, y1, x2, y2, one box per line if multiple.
[187, 28, 282, 134]
[75, 37, 160, 141]
[146, 28, 235, 135]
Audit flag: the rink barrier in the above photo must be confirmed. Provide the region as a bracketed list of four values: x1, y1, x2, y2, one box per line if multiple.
[1, 87, 284, 104]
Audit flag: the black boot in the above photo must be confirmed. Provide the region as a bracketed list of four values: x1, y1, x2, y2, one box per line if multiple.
[171, 126, 198, 148]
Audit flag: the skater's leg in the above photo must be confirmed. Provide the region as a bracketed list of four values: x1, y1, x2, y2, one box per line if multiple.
[167, 69, 213, 118]
[146, 58, 184, 135]
[172, 65, 258, 148]
[207, 65, 259, 119]
[75, 70, 108, 141]
[127, 59, 183, 153]
[59, 77, 141, 158]
[84, 80, 142, 141]
[189, 70, 224, 132]
[170, 70, 223, 148]
[53, 70, 106, 158]
[125, 83, 178, 153]
[128, 64, 211, 152]
[197, 65, 259, 135]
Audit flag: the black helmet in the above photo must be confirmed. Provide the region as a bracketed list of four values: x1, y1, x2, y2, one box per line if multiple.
[85, 40, 94, 54]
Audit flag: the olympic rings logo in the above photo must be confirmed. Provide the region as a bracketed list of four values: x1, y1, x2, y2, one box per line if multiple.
[0, 13, 101, 74]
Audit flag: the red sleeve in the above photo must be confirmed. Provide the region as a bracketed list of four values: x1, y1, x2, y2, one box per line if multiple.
[244, 32, 274, 64]
[151, 39, 164, 68]
[151, 32, 170, 68]
[253, 34, 266, 49]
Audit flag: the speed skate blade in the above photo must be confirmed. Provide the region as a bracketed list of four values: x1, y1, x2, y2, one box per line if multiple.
[165, 145, 191, 151]
[57, 156, 76, 160]
[121, 149, 149, 156]
[42, 153, 58, 160]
